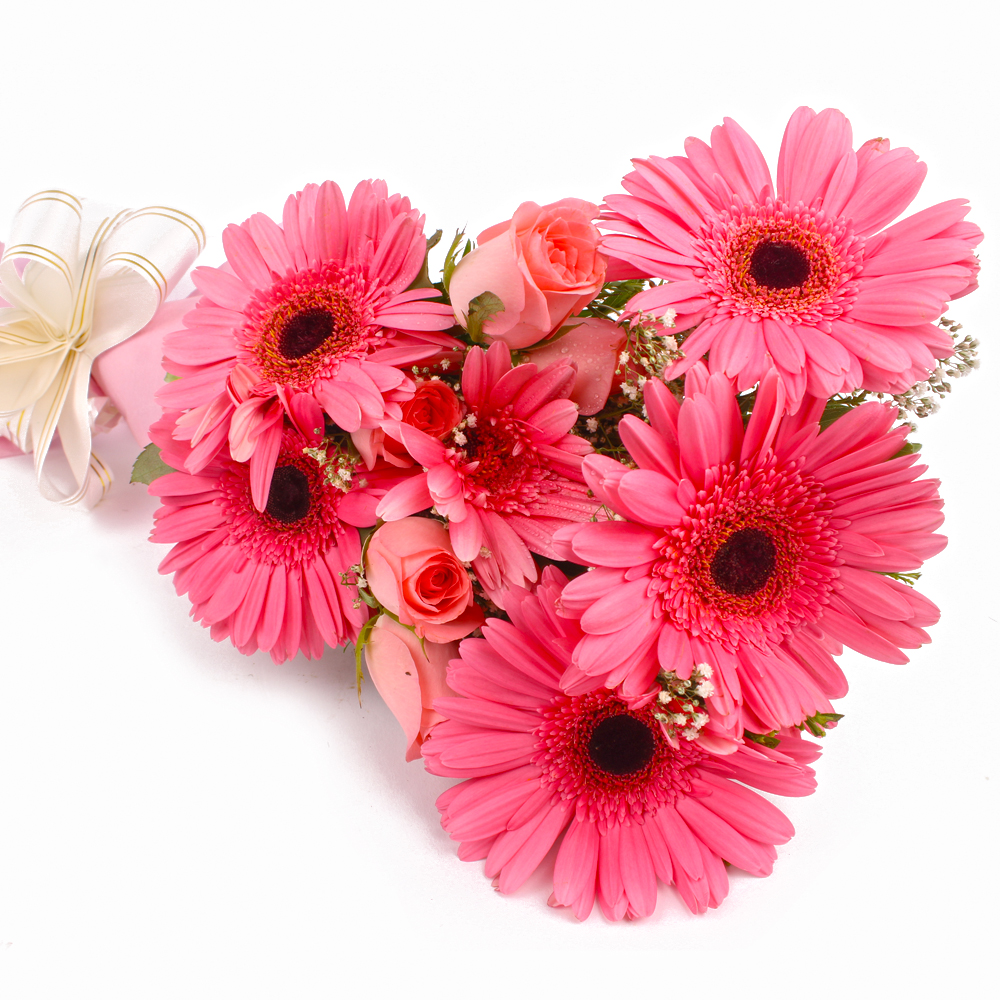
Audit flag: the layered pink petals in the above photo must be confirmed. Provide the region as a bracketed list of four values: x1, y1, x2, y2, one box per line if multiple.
[558, 369, 945, 722]
[423, 568, 818, 919]
[157, 179, 460, 508]
[376, 342, 600, 605]
[149, 412, 377, 662]
[602, 107, 981, 411]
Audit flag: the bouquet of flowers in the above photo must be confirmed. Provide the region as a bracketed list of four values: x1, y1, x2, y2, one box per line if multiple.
[5, 106, 980, 921]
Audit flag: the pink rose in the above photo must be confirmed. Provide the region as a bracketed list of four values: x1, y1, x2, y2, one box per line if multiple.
[365, 517, 484, 642]
[528, 316, 627, 416]
[449, 199, 607, 350]
[399, 380, 462, 440]
[364, 615, 457, 761]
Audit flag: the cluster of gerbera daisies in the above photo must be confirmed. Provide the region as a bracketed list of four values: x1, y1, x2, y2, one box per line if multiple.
[142, 107, 982, 920]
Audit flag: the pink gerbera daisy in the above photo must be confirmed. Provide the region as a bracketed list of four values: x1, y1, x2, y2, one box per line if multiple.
[423, 568, 820, 919]
[602, 106, 982, 410]
[148, 412, 394, 662]
[555, 368, 944, 731]
[376, 342, 600, 605]
[158, 179, 459, 510]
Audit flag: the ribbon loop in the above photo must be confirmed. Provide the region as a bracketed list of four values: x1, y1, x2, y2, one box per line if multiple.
[0, 191, 205, 509]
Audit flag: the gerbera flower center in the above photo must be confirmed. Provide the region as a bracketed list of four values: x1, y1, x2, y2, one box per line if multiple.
[265, 465, 311, 523]
[219, 429, 350, 566]
[696, 200, 865, 325]
[587, 714, 656, 776]
[460, 411, 555, 514]
[465, 422, 520, 490]
[533, 691, 705, 828]
[237, 263, 380, 389]
[279, 308, 335, 359]
[651, 461, 840, 652]
[748, 240, 811, 289]
[710, 527, 777, 596]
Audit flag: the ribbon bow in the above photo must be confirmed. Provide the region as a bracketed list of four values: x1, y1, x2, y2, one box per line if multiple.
[0, 190, 204, 508]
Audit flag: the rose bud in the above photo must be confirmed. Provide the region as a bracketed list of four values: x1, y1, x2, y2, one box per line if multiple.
[365, 517, 484, 643]
[449, 199, 607, 350]
[364, 615, 458, 761]
[400, 380, 462, 440]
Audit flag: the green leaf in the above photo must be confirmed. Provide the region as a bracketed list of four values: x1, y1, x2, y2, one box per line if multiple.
[892, 440, 922, 459]
[406, 229, 443, 291]
[466, 290, 505, 343]
[744, 730, 781, 749]
[359, 588, 381, 609]
[354, 615, 378, 702]
[441, 230, 469, 296]
[130, 443, 176, 485]
[578, 279, 649, 320]
[164, 373, 181, 382]
[798, 712, 845, 738]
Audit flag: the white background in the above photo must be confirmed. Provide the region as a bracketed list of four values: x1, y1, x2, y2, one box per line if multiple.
[0, 1, 996, 996]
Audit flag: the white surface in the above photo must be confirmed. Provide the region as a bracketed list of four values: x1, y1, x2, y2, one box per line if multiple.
[0, 1, 996, 996]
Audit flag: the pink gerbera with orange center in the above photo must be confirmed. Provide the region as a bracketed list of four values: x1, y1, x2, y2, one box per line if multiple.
[555, 368, 944, 734]
[375, 342, 600, 605]
[148, 412, 399, 663]
[602, 106, 982, 410]
[423, 568, 820, 920]
[158, 179, 458, 511]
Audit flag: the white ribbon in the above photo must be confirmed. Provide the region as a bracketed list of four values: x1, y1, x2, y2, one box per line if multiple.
[0, 190, 205, 509]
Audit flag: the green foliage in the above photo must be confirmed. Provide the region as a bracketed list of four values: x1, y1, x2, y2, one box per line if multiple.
[352, 604, 426, 701]
[441, 229, 471, 297]
[798, 711, 844, 738]
[744, 730, 781, 749]
[406, 229, 443, 291]
[892, 440, 922, 459]
[465, 291, 505, 343]
[130, 443, 175, 485]
[881, 570, 921, 587]
[163, 373, 181, 382]
[579, 279, 649, 320]
[354, 615, 378, 701]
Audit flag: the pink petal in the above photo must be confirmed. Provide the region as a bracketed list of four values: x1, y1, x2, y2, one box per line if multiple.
[567, 521, 659, 568]
[842, 146, 927, 237]
[248, 414, 283, 512]
[376, 474, 434, 521]
[222, 223, 272, 289]
[712, 117, 772, 203]
[246, 213, 294, 276]
[782, 107, 853, 207]
[552, 818, 599, 920]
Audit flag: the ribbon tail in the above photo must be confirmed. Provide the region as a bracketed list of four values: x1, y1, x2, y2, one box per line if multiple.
[29, 352, 76, 481]
[30, 351, 110, 509]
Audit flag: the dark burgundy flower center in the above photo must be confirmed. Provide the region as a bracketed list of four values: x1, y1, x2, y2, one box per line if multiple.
[587, 714, 656, 776]
[710, 527, 777, 596]
[749, 240, 811, 289]
[265, 466, 311, 523]
[279, 308, 335, 359]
